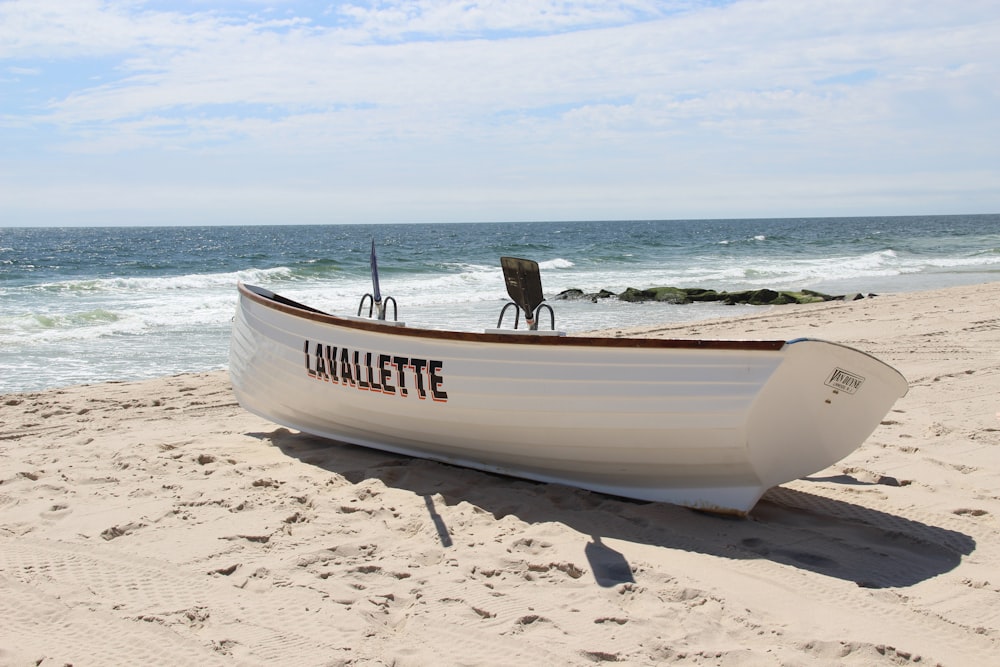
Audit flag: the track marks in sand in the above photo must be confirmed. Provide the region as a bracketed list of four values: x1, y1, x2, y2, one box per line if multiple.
[6, 363, 1000, 664]
[760, 487, 975, 570]
[1, 373, 243, 456]
[261, 423, 1000, 664]
[292, 512, 658, 665]
[1, 537, 365, 664]
[742, 487, 999, 662]
[796, 640, 930, 665]
[0, 574, 234, 667]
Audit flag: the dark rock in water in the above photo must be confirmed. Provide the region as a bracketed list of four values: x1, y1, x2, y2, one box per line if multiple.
[748, 289, 780, 305]
[554, 288, 586, 300]
[683, 288, 722, 302]
[801, 289, 838, 302]
[618, 287, 690, 303]
[616, 287, 643, 303]
[556, 288, 630, 302]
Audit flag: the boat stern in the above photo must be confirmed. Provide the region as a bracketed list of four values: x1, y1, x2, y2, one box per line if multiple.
[744, 339, 908, 491]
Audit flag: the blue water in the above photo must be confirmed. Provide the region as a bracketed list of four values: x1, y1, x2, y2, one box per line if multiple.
[2, 215, 999, 393]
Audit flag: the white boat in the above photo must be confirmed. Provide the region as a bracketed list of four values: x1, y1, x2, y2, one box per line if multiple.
[229, 254, 908, 514]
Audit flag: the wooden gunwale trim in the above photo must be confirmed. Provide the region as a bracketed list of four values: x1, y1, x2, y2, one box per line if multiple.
[238, 282, 787, 351]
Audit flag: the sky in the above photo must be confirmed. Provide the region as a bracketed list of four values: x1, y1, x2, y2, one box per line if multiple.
[1, 0, 998, 226]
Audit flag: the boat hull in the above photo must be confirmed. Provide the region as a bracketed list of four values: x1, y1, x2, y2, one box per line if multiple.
[229, 283, 908, 514]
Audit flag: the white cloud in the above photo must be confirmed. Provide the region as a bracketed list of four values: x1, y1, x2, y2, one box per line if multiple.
[1, 0, 998, 224]
[332, 0, 677, 39]
[6, 64, 41, 75]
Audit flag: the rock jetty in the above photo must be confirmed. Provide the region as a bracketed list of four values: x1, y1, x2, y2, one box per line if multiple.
[554, 287, 870, 306]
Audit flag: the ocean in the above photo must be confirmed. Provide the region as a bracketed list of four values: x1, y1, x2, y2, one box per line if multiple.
[2, 215, 999, 394]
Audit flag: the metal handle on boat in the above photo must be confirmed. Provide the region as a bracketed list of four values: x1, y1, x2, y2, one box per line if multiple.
[381, 296, 398, 321]
[358, 293, 398, 321]
[358, 293, 373, 318]
[496, 301, 555, 330]
[535, 303, 555, 330]
[497, 302, 521, 329]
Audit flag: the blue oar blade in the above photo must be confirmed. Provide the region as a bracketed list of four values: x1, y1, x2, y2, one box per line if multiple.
[370, 239, 382, 303]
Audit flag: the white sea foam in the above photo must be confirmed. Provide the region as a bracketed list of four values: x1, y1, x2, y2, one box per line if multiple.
[32, 266, 294, 294]
[919, 254, 1000, 268]
[539, 258, 575, 269]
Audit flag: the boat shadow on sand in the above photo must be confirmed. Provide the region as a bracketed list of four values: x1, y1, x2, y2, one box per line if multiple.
[260, 428, 975, 590]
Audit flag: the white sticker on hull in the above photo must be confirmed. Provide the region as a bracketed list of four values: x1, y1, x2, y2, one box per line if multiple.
[825, 367, 865, 394]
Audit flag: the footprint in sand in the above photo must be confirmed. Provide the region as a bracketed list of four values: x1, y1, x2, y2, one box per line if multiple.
[40, 503, 73, 520]
[506, 537, 552, 555]
[100, 522, 146, 541]
[952, 508, 989, 517]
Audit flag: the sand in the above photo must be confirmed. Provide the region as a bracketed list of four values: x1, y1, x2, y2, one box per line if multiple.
[2, 281, 999, 666]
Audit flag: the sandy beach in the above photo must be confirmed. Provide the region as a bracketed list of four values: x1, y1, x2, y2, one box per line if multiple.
[2, 281, 999, 666]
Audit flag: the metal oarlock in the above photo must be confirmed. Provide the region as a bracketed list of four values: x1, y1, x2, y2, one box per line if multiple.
[496, 301, 555, 330]
[358, 292, 398, 321]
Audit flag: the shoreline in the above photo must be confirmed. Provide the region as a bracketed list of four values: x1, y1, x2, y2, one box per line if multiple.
[2, 281, 1000, 664]
[4, 275, 1000, 396]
